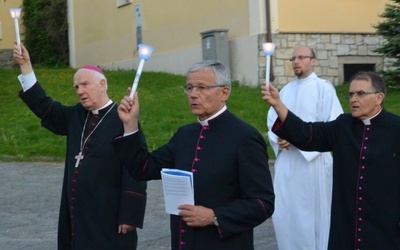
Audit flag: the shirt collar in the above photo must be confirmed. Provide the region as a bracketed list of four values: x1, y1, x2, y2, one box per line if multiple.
[362, 108, 383, 125]
[91, 100, 113, 114]
[296, 72, 316, 82]
[198, 105, 227, 126]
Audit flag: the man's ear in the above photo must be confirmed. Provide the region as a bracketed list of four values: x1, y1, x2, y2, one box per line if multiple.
[376, 92, 385, 106]
[100, 79, 106, 90]
[220, 86, 230, 102]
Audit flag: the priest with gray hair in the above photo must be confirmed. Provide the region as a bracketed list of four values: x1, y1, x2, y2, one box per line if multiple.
[114, 60, 275, 249]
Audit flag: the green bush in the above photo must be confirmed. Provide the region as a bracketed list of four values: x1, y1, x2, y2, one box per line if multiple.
[374, 0, 400, 87]
[22, 0, 68, 67]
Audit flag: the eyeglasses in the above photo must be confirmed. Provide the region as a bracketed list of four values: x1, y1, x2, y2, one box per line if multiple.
[289, 55, 314, 62]
[182, 84, 226, 94]
[346, 91, 379, 99]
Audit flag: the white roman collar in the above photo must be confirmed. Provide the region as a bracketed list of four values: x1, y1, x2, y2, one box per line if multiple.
[91, 100, 113, 114]
[198, 105, 227, 126]
[362, 108, 382, 125]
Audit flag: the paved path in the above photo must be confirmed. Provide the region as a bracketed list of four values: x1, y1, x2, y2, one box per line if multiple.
[0, 162, 277, 249]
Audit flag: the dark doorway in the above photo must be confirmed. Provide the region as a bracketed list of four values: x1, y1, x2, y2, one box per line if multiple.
[343, 64, 375, 84]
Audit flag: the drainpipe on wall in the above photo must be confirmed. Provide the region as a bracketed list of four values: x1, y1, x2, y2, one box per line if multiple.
[265, 0, 274, 82]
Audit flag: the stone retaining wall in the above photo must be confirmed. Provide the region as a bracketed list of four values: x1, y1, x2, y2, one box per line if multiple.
[259, 33, 395, 88]
[0, 49, 15, 69]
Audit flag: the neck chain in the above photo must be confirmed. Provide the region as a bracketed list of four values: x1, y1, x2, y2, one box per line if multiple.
[74, 102, 115, 168]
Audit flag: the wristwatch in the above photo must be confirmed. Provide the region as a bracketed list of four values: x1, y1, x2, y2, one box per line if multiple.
[213, 216, 219, 227]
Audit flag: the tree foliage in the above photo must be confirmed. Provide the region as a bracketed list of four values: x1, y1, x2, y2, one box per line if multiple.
[22, 0, 69, 67]
[374, 0, 400, 87]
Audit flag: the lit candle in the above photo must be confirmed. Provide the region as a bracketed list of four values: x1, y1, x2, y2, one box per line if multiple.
[262, 42, 276, 89]
[10, 8, 22, 54]
[130, 44, 154, 100]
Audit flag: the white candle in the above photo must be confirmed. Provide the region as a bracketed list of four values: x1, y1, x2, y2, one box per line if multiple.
[130, 59, 145, 99]
[262, 43, 276, 89]
[10, 8, 22, 54]
[130, 44, 154, 100]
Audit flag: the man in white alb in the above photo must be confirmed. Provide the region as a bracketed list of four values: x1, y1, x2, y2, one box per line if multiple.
[267, 46, 343, 250]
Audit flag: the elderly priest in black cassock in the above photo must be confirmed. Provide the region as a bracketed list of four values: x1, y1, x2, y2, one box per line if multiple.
[262, 71, 400, 249]
[13, 43, 147, 250]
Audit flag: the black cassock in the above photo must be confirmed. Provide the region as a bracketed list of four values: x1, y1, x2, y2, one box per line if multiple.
[20, 83, 147, 250]
[113, 110, 275, 250]
[272, 109, 400, 250]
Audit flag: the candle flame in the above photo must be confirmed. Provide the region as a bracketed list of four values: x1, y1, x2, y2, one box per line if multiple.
[138, 44, 154, 60]
[10, 8, 22, 19]
[263, 43, 276, 56]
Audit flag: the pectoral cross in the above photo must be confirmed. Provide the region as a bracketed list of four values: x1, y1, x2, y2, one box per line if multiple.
[74, 151, 84, 168]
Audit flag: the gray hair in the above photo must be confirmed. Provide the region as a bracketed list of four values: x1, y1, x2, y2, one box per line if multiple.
[93, 71, 108, 91]
[351, 71, 386, 106]
[186, 60, 231, 88]
[351, 71, 386, 94]
[74, 68, 108, 91]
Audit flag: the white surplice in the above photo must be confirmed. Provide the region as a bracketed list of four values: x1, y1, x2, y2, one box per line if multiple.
[267, 72, 343, 250]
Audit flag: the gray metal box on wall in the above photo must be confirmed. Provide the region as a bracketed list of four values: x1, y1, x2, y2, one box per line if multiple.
[200, 29, 230, 69]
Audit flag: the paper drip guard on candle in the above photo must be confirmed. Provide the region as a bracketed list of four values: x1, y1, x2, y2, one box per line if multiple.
[262, 42, 276, 89]
[129, 44, 155, 100]
[10, 8, 22, 53]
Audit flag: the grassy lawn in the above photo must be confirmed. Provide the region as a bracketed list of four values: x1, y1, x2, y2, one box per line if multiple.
[1, 68, 399, 162]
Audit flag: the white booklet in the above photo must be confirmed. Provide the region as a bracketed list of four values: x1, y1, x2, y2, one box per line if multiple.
[161, 168, 194, 215]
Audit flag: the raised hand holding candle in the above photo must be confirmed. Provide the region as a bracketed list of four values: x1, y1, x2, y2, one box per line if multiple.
[130, 44, 154, 100]
[262, 42, 276, 89]
[10, 8, 22, 54]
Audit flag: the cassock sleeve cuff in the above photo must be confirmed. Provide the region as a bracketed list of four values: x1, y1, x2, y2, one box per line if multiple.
[272, 118, 283, 132]
[123, 129, 139, 137]
[18, 71, 37, 92]
[118, 189, 147, 228]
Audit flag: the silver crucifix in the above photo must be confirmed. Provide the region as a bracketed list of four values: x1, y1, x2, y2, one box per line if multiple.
[74, 151, 84, 168]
